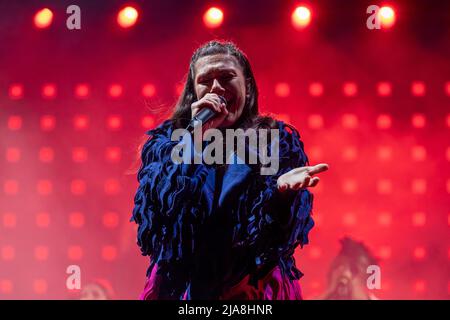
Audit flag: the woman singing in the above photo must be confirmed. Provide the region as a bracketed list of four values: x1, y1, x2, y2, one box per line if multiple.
[131, 40, 329, 300]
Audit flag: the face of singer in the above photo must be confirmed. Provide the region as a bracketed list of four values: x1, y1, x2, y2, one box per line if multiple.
[193, 54, 247, 128]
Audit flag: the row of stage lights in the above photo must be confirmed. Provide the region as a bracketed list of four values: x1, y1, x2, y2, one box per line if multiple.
[33, 4, 397, 30]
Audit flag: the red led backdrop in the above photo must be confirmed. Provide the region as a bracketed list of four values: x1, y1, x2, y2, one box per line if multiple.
[0, 0, 449, 299]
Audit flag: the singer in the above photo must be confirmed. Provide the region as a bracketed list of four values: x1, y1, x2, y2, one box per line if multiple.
[131, 40, 329, 300]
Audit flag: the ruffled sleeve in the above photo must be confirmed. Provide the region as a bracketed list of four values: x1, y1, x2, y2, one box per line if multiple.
[131, 120, 208, 298]
[244, 121, 315, 283]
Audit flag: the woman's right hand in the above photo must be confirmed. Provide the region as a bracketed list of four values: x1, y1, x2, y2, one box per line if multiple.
[191, 93, 229, 132]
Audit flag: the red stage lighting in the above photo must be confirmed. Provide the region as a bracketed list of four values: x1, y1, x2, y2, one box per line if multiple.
[309, 82, 323, 96]
[291, 6, 311, 30]
[141, 116, 155, 129]
[9, 84, 23, 99]
[142, 83, 156, 98]
[69, 212, 85, 228]
[34, 8, 53, 29]
[275, 82, 290, 97]
[36, 212, 50, 228]
[203, 7, 224, 28]
[103, 212, 119, 228]
[7, 116, 22, 131]
[3, 213, 17, 228]
[105, 147, 121, 163]
[117, 6, 139, 29]
[102, 246, 118, 261]
[68, 246, 83, 261]
[75, 84, 90, 98]
[378, 6, 396, 29]
[42, 84, 56, 99]
[108, 84, 123, 98]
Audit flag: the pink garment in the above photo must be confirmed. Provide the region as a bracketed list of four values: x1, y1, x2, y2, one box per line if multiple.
[139, 264, 303, 300]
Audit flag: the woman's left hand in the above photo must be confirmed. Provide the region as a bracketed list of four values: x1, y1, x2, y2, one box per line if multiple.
[277, 163, 329, 192]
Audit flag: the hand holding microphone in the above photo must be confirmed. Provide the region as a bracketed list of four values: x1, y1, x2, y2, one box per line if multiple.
[189, 93, 228, 132]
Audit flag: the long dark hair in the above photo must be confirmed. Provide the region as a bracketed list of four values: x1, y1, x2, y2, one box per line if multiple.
[171, 40, 276, 130]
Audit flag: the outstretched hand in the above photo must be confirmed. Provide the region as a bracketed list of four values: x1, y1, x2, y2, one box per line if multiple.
[277, 163, 329, 192]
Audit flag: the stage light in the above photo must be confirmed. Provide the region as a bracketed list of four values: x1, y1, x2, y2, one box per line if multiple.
[377, 82, 392, 96]
[309, 82, 323, 96]
[411, 179, 426, 194]
[7, 116, 22, 131]
[141, 116, 155, 129]
[342, 114, 359, 129]
[291, 6, 311, 30]
[42, 84, 56, 99]
[103, 212, 119, 228]
[377, 146, 392, 161]
[378, 246, 392, 259]
[342, 146, 358, 161]
[104, 179, 121, 195]
[445, 82, 450, 96]
[105, 147, 121, 163]
[102, 246, 118, 261]
[1, 246, 15, 261]
[3, 213, 17, 228]
[4, 180, 19, 195]
[142, 83, 156, 97]
[411, 146, 426, 161]
[411, 113, 426, 128]
[75, 84, 90, 98]
[6, 148, 21, 163]
[377, 179, 392, 194]
[107, 115, 122, 130]
[40, 115, 56, 131]
[412, 212, 426, 227]
[69, 212, 85, 228]
[73, 115, 89, 130]
[108, 84, 123, 98]
[308, 114, 324, 129]
[308, 246, 322, 259]
[117, 6, 139, 29]
[376, 114, 392, 129]
[342, 212, 357, 226]
[378, 6, 396, 29]
[275, 82, 290, 97]
[413, 280, 426, 293]
[308, 146, 323, 160]
[37, 180, 53, 196]
[72, 147, 88, 163]
[68, 246, 83, 261]
[36, 212, 50, 228]
[34, 8, 53, 29]
[411, 81, 426, 96]
[342, 180, 357, 194]
[413, 247, 426, 260]
[203, 7, 224, 28]
[9, 84, 23, 99]
[0, 280, 13, 294]
[34, 246, 49, 261]
[71, 179, 87, 195]
[378, 212, 392, 226]
[343, 82, 358, 96]
[39, 147, 54, 163]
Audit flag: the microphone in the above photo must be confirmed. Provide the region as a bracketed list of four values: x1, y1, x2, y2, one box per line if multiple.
[187, 96, 227, 131]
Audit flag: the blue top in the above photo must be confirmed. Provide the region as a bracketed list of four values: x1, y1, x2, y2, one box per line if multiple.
[131, 119, 314, 299]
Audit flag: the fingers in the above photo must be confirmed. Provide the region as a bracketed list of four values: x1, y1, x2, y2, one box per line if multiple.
[192, 94, 227, 116]
[307, 163, 329, 176]
[308, 176, 320, 187]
